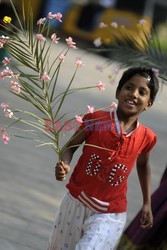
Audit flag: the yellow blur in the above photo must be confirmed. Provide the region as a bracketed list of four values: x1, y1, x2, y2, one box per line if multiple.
[62, 6, 152, 49]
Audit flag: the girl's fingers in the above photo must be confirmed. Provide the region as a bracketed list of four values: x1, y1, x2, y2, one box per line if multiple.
[56, 164, 64, 172]
[55, 162, 69, 181]
[56, 172, 66, 180]
[59, 161, 65, 167]
[57, 161, 70, 173]
[140, 212, 153, 229]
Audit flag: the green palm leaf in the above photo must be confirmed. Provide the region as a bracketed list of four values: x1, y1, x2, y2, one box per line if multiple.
[94, 24, 167, 83]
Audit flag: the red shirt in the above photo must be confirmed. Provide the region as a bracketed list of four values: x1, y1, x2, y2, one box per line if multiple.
[66, 110, 157, 213]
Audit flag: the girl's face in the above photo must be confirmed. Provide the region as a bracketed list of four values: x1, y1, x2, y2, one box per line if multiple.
[116, 74, 153, 118]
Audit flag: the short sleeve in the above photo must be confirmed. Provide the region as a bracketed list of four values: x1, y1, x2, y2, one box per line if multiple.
[141, 133, 157, 154]
[80, 113, 94, 137]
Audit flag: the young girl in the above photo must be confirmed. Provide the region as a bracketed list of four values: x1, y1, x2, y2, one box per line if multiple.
[48, 67, 159, 250]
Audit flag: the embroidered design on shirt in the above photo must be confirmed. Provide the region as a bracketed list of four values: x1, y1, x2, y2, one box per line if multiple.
[109, 164, 127, 186]
[86, 153, 101, 176]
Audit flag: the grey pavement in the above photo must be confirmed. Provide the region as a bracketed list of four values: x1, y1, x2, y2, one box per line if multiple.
[0, 41, 167, 250]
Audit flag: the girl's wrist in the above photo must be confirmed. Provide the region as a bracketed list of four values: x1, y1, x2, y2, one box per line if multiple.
[143, 200, 151, 207]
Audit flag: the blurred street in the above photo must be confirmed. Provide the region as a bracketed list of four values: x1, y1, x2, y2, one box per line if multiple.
[0, 40, 167, 250]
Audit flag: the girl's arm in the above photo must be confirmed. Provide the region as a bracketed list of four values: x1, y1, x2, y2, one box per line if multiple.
[136, 153, 153, 229]
[56, 127, 87, 181]
[61, 127, 87, 164]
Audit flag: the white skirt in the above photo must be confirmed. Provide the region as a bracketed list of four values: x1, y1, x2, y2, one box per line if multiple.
[47, 192, 127, 250]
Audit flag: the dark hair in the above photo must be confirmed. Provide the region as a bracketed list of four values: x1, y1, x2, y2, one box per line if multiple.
[116, 67, 159, 102]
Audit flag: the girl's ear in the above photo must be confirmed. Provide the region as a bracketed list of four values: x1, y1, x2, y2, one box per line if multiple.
[144, 100, 153, 111]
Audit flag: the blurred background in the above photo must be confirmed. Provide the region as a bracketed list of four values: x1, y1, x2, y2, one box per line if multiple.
[37, 0, 167, 50]
[1, 0, 167, 52]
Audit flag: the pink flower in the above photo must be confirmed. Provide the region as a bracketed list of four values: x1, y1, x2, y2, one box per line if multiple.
[97, 81, 105, 91]
[0, 71, 5, 79]
[47, 12, 63, 22]
[10, 81, 21, 94]
[0, 35, 10, 42]
[36, 34, 46, 42]
[75, 58, 85, 68]
[51, 33, 60, 43]
[4, 109, 13, 118]
[75, 115, 83, 125]
[139, 19, 146, 25]
[2, 133, 10, 144]
[109, 102, 117, 110]
[0, 67, 20, 79]
[59, 54, 65, 62]
[1, 103, 9, 110]
[54, 12, 63, 22]
[2, 57, 11, 66]
[0, 128, 10, 144]
[87, 105, 95, 113]
[0, 42, 4, 48]
[41, 72, 51, 81]
[152, 68, 159, 77]
[99, 22, 107, 28]
[66, 37, 77, 49]
[93, 37, 102, 47]
[110, 22, 118, 28]
[47, 12, 55, 19]
[3, 67, 14, 78]
[0, 36, 10, 48]
[1, 67, 19, 79]
[37, 17, 46, 25]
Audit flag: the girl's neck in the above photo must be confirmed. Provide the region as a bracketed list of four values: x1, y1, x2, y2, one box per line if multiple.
[116, 109, 138, 134]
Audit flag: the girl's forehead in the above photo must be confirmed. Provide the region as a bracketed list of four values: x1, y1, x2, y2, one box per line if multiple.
[126, 75, 150, 87]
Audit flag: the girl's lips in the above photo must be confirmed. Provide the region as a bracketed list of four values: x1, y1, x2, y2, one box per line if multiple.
[125, 99, 137, 106]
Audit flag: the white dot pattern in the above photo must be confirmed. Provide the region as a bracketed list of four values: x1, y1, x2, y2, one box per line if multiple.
[86, 153, 101, 176]
[109, 164, 127, 186]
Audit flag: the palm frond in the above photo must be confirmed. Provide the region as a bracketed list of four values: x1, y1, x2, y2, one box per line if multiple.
[93, 24, 167, 83]
[0, 0, 96, 154]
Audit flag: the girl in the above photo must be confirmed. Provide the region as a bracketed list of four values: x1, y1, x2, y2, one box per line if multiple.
[48, 67, 159, 250]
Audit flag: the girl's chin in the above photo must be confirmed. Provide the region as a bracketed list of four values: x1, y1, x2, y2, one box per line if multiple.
[120, 108, 138, 117]
[117, 106, 140, 118]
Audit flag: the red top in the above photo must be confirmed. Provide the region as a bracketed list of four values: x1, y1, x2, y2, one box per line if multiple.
[66, 110, 157, 213]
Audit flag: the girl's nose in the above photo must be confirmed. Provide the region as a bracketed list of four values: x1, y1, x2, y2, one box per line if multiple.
[130, 89, 138, 98]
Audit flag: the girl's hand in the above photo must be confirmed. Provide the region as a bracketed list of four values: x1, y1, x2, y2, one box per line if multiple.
[55, 161, 70, 181]
[140, 204, 153, 229]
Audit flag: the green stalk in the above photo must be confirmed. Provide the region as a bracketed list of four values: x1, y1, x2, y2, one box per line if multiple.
[52, 86, 96, 103]
[11, 116, 56, 142]
[9, 0, 24, 33]
[50, 64, 61, 102]
[15, 109, 45, 125]
[54, 68, 78, 119]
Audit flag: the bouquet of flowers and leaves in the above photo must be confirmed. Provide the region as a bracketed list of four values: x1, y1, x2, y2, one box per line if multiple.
[0, 0, 106, 158]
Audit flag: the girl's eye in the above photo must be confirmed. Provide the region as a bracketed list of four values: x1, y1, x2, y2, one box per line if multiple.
[125, 85, 133, 90]
[139, 90, 146, 96]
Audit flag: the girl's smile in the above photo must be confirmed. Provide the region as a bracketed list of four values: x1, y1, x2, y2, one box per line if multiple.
[116, 74, 152, 120]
